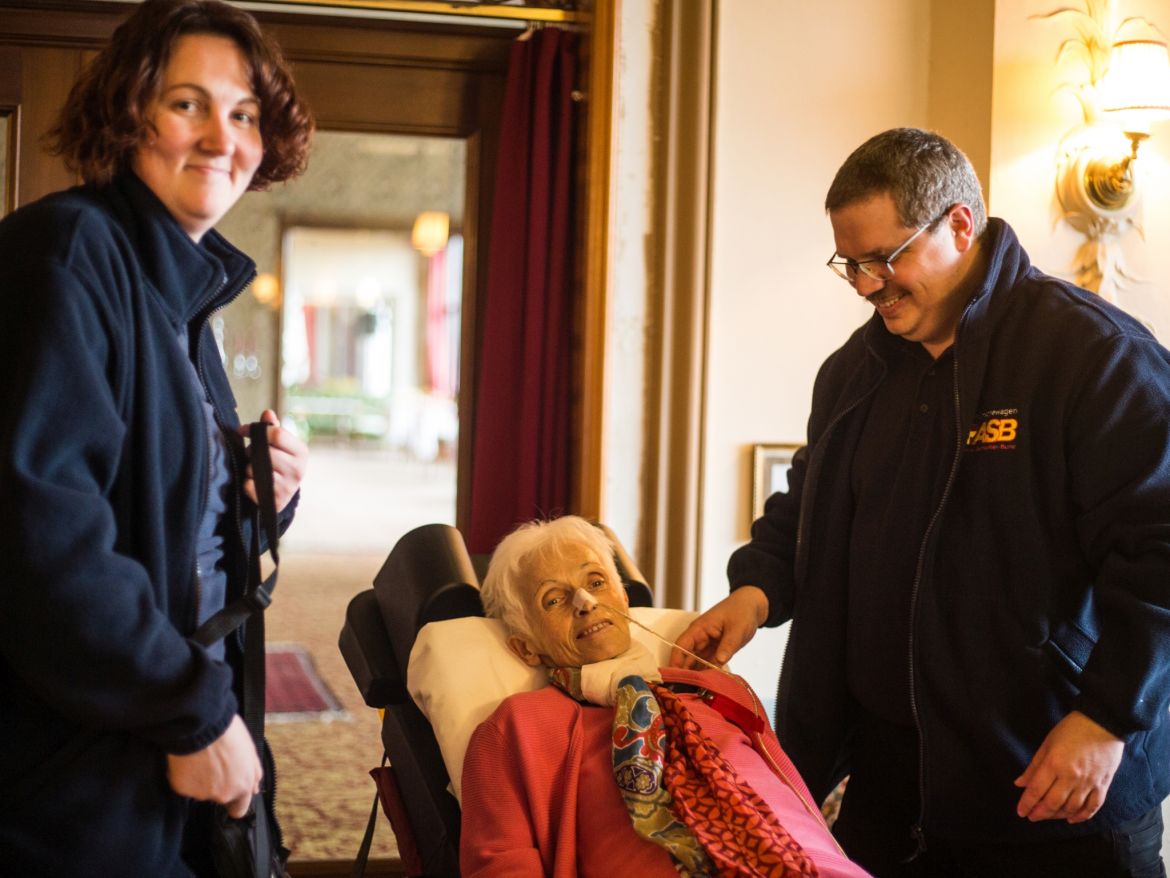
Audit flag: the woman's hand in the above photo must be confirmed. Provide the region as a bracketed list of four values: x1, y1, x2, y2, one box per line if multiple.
[239, 409, 308, 513]
[167, 714, 263, 818]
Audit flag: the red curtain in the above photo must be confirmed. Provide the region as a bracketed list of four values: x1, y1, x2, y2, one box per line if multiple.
[424, 250, 454, 397]
[466, 28, 578, 554]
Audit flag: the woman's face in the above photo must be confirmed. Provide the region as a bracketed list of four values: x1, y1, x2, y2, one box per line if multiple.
[507, 542, 632, 669]
[132, 33, 263, 241]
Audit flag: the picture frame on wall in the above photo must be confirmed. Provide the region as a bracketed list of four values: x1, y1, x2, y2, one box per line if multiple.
[751, 443, 800, 523]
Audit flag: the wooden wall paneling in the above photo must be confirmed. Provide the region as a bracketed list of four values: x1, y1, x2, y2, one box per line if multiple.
[290, 61, 491, 135]
[0, 2, 120, 208]
[576, 0, 616, 522]
[16, 46, 80, 205]
[0, 0, 553, 539]
[0, 47, 19, 104]
[0, 46, 21, 212]
[262, 13, 516, 69]
[0, 3, 125, 47]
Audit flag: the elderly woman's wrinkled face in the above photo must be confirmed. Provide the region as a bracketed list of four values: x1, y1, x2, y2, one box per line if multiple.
[507, 541, 631, 669]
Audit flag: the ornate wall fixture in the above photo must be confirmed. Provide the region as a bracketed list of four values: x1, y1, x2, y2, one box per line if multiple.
[1038, 1, 1170, 298]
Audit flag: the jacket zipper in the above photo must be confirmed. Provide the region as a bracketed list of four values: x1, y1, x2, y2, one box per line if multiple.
[191, 413, 215, 635]
[266, 738, 284, 854]
[188, 268, 255, 641]
[187, 314, 217, 637]
[906, 317, 974, 859]
[194, 270, 256, 607]
[192, 562, 203, 632]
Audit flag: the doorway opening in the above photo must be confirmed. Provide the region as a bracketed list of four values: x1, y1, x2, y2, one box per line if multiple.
[279, 224, 462, 553]
[217, 129, 467, 862]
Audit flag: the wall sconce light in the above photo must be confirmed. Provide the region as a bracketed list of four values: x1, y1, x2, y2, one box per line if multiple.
[1073, 40, 1170, 212]
[1049, 1, 1170, 298]
[411, 211, 450, 256]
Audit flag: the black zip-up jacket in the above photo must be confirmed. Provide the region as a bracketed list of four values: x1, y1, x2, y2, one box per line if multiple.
[729, 219, 1170, 843]
[0, 173, 294, 875]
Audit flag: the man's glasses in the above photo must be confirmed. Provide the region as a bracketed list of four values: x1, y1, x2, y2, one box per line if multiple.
[826, 209, 950, 285]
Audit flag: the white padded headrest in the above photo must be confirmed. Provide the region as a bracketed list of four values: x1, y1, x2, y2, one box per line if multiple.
[406, 607, 699, 803]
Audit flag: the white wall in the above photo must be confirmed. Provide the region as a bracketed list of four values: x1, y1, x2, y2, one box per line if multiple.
[604, 0, 1170, 859]
[699, 0, 931, 704]
[605, 0, 1170, 720]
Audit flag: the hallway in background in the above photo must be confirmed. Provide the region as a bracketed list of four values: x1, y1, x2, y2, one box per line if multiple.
[266, 445, 455, 862]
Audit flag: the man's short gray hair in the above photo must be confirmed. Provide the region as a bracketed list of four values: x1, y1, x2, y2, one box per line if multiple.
[480, 516, 621, 640]
[825, 127, 987, 236]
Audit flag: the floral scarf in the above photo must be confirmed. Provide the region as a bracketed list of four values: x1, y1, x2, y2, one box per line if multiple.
[549, 667, 819, 878]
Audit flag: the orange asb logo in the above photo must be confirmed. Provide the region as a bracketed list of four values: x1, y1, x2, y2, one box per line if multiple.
[966, 409, 1019, 451]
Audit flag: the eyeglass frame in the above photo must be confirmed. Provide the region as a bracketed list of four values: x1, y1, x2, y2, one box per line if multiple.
[825, 207, 953, 285]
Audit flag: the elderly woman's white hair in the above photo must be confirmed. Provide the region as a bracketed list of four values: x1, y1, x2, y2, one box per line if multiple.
[480, 516, 621, 639]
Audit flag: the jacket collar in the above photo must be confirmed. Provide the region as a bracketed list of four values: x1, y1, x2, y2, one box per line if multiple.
[106, 171, 255, 327]
[859, 219, 1029, 341]
[957, 218, 1032, 338]
[856, 218, 1032, 400]
[952, 218, 1032, 429]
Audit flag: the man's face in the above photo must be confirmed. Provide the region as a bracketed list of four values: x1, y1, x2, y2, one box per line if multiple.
[506, 542, 631, 669]
[830, 193, 974, 358]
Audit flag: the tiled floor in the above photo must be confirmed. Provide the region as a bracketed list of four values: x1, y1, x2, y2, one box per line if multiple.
[266, 444, 455, 863]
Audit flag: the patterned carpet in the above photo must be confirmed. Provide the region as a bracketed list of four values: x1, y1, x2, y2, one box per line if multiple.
[262, 445, 455, 866]
[266, 550, 399, 864]
[267, 644, 347, 720]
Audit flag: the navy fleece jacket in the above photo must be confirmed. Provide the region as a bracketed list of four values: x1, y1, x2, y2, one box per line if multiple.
[0, 173, 292, 876]
[729, 219, 1170, 842]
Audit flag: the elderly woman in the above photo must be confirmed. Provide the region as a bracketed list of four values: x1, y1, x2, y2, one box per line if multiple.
[0, 1, 312, 874]
[462, 516, 871, 877]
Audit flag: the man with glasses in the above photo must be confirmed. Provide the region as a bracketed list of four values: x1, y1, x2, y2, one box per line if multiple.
[674, 127, 1170, 876]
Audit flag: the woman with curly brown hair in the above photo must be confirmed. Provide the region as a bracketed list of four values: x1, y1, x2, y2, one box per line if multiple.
[0, 1, 313, 874]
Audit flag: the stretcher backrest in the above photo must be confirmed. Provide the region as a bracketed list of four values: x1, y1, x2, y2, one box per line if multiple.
[338, 522, 652, 877]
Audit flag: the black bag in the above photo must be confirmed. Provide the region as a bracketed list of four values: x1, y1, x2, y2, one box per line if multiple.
[194, 421, 290, 878]
[209, 793, 284, 878]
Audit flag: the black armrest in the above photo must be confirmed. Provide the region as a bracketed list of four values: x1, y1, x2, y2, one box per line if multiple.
[338, 588, 407, 707]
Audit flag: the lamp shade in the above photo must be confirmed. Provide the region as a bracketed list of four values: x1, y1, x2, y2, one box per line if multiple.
[1099, 39, 1170, 132]
[251, 272, 281, 307]
[411, 211, 450, 256]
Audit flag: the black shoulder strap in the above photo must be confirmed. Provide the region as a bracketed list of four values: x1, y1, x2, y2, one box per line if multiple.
[193, 422, 280, 647]
[193, 421, 280, 742]
[351, 752, 389, 878]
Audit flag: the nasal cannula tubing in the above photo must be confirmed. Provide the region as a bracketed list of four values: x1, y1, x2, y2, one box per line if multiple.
[571, 588, 842, 844]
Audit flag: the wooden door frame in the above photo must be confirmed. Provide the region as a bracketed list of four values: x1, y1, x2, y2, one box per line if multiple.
[0, 0, 510, 532]
[0, 0, 617, 532]
[575, 0, 615, 523]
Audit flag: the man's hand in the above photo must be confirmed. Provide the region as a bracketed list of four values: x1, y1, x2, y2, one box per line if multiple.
[167, 714, 263, 818]
[669, 586, 769, 669]
[1014, 710, 1124, 824]
[240, 410, 309, 513]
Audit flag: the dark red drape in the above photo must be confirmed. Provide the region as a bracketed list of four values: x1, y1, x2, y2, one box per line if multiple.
[466, 28, 577, 554]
